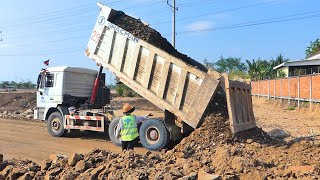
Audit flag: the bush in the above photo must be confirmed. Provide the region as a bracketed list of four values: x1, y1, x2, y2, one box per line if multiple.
[115, 84, 139, 97]
[287, 106, 295, 110]
[115, 84, 126, 97]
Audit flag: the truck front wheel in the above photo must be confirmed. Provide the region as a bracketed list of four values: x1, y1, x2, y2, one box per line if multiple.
[139, 119, 169, 151]
[47, 112, 67, 137]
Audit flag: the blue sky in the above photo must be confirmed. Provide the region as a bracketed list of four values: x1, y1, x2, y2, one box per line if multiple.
[0, 0, 319, 83]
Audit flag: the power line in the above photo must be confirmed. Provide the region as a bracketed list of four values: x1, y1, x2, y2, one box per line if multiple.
[178, 10, 320, 34]
[2, 10, 96, 29]
[0, 50, 81, 57]
[3, 25, 92, 40]
[137, 7, 170, 17]
[151, 0, 280, 25]
[1, 1, 167, 35]
[7, 35, 88, 48]
[178, 0, 219, 8]
[0, 47, 84, 56]
[122, 1, 165, 11]
[0, 0, 123, 25]
[3, 16, 95, 35]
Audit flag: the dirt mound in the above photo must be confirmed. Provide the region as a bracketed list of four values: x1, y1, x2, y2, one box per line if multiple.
[0, 92, 36, 112]
[110, 97, 160, 112]
[1, 137, 319, 179]
[1, 92, 319, 179]
[0, 92, 36, 120]
[108, 10, 208, 72]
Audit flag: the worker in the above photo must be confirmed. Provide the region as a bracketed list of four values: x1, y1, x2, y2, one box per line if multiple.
[115, 103, 152, 151]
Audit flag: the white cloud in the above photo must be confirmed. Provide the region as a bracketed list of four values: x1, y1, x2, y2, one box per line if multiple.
[185, 21, 214, 31]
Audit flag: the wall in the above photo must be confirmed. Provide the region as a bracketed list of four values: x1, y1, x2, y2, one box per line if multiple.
[251, 74, 320, 106]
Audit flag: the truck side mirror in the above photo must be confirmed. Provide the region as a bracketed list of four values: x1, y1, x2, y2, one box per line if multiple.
[39, 91, 43, 95]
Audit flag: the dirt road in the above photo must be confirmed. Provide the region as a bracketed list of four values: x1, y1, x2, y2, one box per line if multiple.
[0, 109, 163, 164]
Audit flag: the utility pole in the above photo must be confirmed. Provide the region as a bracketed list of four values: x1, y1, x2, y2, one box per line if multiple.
[167, 0, 178, 48]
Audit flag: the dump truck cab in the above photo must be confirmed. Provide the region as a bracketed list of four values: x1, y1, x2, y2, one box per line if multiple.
[35, 67, 98, 120]
[34, 66, 110, 136]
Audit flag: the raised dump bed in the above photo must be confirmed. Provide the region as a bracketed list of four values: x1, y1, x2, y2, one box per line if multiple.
[85, 3, 256, 150]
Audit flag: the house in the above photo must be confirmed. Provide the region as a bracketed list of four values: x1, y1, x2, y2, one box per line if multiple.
[273, 56, 320, 77]
[306, 51, 320, 60]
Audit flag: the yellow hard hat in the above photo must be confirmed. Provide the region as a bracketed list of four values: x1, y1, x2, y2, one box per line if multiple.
[123, 103, 135, 113]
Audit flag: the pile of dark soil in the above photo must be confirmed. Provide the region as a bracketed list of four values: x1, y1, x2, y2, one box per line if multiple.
[108, 10, 208, 72]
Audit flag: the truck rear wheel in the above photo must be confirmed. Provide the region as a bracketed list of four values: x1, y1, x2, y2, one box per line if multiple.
[139, 119, 169, 151]
[47, 112, 67, 137]
[108, 117, 122, 146]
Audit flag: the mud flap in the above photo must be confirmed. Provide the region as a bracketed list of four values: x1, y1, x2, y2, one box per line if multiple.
[164, 110, 183, 140]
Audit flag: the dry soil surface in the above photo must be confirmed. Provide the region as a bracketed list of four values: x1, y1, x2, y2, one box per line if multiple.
[0, 109, 163, 165]
[252, 97, 320, 138]
[0, 94, 320, 179]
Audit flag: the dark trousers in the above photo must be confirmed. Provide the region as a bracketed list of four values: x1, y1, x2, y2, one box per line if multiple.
[122, 137, 138, 151]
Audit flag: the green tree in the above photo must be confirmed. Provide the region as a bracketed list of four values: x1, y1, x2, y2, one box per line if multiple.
[229, 70, 250, 80]
[256, 59, 273, 79]
[0, 81, 10, 89]
[246, 54, 289, 80]
[246, 59, 258, 79]
[204, 56, 246, 73]
[271, 54, 288, 67]
[0, 81, 35, 89]
[270, 54, 289, 78]
[306, 38, 320, 58]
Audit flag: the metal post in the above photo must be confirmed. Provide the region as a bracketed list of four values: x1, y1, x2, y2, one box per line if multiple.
[288, 77, 291, 106]
[274, 79, 276, 101]
[280, 78, 282, 103]
[310, 75, 312, 109]
[298, 76, 300, 108]
[258, 80, 260, 98]
[268, 78, 270, 99]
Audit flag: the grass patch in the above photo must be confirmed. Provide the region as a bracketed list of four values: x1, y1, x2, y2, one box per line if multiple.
[287, 106, 295, 110]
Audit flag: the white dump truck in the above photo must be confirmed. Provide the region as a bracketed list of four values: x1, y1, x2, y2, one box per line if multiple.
[34, 3, 256, 151]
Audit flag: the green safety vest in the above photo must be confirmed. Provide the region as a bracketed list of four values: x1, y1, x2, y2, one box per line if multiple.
[120, 115, 139, 141]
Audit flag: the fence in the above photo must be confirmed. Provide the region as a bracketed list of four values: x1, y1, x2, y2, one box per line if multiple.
[251, 74, 320, 107]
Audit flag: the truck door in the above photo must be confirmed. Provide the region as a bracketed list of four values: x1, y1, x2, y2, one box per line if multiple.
[36, 73, 55, 108]
[36, 73, 46, 108]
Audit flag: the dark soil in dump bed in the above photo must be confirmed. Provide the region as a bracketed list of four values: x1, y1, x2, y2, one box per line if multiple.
[108, 10, 208, 72]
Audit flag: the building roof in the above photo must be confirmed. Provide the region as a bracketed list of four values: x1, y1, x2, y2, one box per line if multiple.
[273, 59, 320, 70]
[306, 51, 320, 60]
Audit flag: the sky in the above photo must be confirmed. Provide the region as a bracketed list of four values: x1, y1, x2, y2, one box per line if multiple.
[0, 0, 319, 84]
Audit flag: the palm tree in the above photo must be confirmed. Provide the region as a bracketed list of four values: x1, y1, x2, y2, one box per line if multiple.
[271, 54, 288, 66]
[246, 59, 258, 80]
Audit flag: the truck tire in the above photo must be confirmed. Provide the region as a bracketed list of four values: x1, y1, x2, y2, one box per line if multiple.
[139, 119, 169, 151]
[47, 111, 67, 137]
[108, 117, 122, 146]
